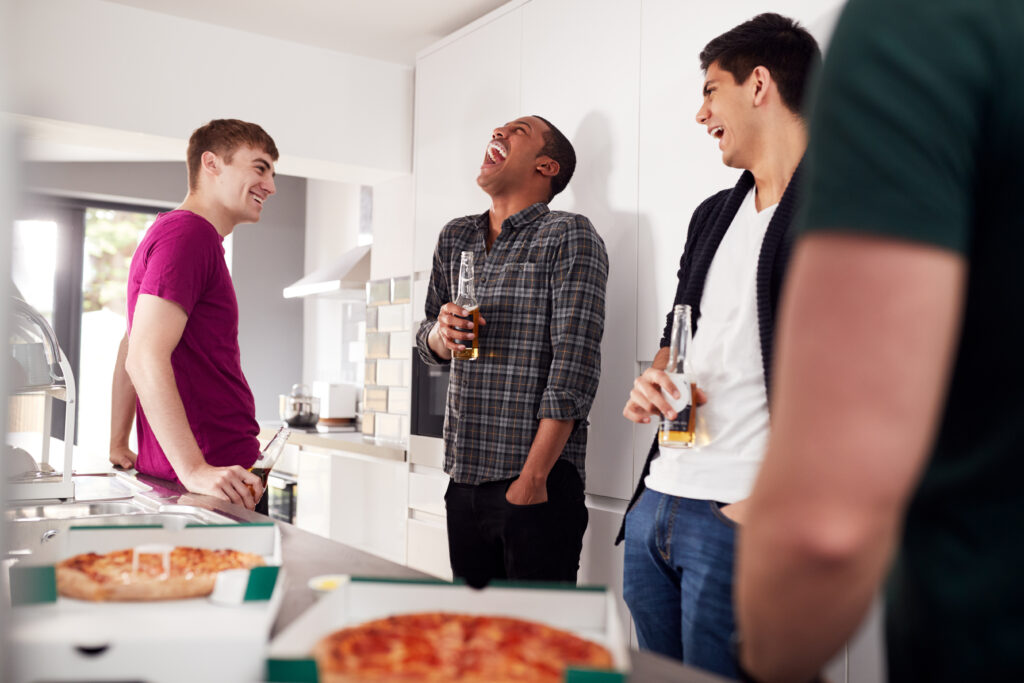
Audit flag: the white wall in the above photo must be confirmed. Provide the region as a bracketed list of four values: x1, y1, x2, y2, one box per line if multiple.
[11, 0, 414, 184]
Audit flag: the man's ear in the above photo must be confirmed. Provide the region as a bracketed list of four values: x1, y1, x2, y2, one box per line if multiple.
[536, 157, 560, 179]
[200, 150, 221, 177]
[751, 65, 772, 107]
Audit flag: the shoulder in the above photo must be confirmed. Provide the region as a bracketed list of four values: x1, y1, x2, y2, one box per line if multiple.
[439, 213, 484, 238]
[146, 211, 219, 247]
[687, 187, 734, 233]
[541, 210, 604, 243]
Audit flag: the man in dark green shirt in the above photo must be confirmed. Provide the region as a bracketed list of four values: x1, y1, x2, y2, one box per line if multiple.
[735, 0, 1024, 681]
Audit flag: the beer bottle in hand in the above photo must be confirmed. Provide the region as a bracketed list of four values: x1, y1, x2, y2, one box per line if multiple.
[248, 425, 291, 501]
[659, 304, 698, 448]
[453, 251, 480, 361]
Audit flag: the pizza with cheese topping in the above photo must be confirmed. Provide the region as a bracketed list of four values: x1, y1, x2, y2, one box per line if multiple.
[56, 546, 265, 601]
[313, 612, 614, 682]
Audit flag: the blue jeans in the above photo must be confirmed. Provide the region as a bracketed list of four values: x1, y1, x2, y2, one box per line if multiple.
[623, 489, 739, 679]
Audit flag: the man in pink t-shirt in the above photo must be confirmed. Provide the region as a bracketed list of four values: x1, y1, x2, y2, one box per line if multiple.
[108, 119, 278, 510]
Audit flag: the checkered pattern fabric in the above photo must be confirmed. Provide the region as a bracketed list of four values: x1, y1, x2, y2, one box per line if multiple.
[415, 203, 608, 485]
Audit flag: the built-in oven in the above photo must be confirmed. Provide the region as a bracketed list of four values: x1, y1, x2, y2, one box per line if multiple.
[410, 347, 450, 439]
[267, 472, 297, 524]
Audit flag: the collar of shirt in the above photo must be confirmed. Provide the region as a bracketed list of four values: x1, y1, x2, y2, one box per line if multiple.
[475, 202, 550, 233]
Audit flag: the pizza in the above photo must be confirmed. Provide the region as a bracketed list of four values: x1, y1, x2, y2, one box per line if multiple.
[313, 612, 615, 682]
[55, 546, 265, 601]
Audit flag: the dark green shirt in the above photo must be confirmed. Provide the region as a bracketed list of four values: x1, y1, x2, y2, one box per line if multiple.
[798, 0, 1024, 679]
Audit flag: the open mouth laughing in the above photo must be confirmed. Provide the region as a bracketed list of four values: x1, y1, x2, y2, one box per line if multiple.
[482, 139, 508, 168]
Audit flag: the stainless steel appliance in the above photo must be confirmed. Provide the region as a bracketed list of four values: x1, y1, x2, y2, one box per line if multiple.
[267, 472, 297, 524]
[410, 347, 449, 439]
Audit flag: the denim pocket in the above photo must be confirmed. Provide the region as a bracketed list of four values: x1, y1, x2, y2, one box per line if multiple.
[708, 500, 739, 529]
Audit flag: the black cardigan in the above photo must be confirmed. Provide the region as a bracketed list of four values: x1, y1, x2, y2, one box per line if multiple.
[615, 164, 802, 544]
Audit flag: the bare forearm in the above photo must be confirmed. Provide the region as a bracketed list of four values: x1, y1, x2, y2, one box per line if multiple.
[738, 489, 898, 680]
[651, 346, 670, 371]
[110, 335, 136, 449]
[521, 418, 574, 482]
[125, 350, 206, 477]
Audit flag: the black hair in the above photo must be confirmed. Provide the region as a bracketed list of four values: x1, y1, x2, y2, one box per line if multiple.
[532, 115, 576, 201]
[699, 13, 821, 115]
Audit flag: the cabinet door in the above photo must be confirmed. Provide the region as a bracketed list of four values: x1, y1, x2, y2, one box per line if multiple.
[521, 0, 641, 500]
[578, 499, 630, 639]
[297, 446, 409, 565]
[413, 10, 522, 273]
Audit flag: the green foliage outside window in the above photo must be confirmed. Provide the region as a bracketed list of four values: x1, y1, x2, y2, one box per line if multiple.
[82, 209, 156, 315]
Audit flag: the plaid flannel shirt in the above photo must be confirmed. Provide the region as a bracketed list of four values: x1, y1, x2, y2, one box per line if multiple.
[415, 203, 608, 485]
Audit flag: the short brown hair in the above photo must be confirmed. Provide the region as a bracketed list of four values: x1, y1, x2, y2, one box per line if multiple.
[186, 119, 279, 191]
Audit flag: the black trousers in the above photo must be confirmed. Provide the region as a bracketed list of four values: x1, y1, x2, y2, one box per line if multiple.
[444, 459, 588, 589]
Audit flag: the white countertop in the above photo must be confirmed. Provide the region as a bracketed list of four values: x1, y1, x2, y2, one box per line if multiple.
[258, 423, 406, 462]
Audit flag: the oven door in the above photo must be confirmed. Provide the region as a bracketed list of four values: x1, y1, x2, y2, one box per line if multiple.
[410, 347, 449, 439]
[267, 472, 297, 524]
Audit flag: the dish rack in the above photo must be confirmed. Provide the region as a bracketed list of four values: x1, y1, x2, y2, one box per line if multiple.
[7, 296, 76, 500]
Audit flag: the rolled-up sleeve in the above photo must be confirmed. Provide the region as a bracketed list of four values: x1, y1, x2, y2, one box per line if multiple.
[537, 217, 608, 422]
[415, 230, 453, 367]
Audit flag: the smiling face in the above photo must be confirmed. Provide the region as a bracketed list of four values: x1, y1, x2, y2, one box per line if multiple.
[211, 145, 277, 225]
[695, 62, 759, 170]
[476, 116, 552, 199]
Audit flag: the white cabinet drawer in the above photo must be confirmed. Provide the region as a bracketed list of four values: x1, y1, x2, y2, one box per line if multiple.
[407, 515, 452, 581]
[408, 469, 448, 517]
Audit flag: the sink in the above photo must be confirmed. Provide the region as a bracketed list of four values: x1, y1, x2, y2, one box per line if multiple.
[4, 498, 242, 560]
[7, 501, 147, 520]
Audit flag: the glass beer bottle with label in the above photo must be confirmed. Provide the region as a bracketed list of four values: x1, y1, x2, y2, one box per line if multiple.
[249, 425, 291, 501]
[659, 304, 698, 448]
[453, 250, 480, 361]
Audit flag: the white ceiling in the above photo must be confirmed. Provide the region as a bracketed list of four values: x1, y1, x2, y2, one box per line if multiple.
[103, 0, 511, 65]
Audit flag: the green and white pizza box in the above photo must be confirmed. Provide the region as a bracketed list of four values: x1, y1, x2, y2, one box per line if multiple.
[8, 522, 283, 683]
[266, 576, 630, 682]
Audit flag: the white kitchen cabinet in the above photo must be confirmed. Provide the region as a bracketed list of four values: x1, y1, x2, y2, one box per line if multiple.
[578, 497, 631, 642]
[296, 445, 409, 565]
[412, 7, 523, 274]
[371, 175, 416, 282]
[520, 0, 641, 501]
[407, 514, 453, 581]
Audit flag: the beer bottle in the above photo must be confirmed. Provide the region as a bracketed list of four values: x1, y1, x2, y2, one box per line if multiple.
[248, 425, 291, 501]
[452, 251, 480, 361]
[659, 304, 698, 448]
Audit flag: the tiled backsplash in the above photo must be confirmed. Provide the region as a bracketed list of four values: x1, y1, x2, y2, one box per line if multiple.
[363, 276, 411, 445]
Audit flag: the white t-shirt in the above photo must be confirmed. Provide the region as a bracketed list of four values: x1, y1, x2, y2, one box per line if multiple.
[645, 186, 777, 503]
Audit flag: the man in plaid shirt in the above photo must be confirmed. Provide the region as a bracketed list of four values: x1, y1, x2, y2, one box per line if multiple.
[415, 115, 608, 587]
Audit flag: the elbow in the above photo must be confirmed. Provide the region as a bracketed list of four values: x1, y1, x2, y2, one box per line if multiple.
[124, 345, 157, 386]
[778, 506, 898, 571]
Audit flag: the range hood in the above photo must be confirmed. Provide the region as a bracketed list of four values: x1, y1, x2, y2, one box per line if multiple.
[283, 244, 371, 299]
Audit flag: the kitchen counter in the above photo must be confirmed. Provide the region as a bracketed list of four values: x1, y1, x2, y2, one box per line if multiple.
[258, 423, 405, 462]
[13, 468, 722, 682]
[129, 473, 727, 682]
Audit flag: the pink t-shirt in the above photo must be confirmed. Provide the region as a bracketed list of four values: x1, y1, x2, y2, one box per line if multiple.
[126, 210, 259, 481]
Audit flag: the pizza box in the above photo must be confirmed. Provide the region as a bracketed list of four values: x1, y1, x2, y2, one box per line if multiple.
[266, 576, 631, 682]
[8, 522, 283, 683]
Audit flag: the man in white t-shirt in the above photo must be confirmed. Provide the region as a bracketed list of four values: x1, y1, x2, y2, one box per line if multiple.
[617, 14, 820, 678]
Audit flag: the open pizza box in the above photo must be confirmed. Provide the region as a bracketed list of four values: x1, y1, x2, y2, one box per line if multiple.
[266, 576, 631, 682]
[8, 522, 283, 683]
